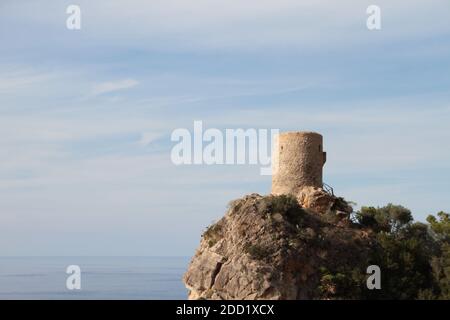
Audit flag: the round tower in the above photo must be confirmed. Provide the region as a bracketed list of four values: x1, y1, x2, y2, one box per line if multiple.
[271, 131, 326, 196]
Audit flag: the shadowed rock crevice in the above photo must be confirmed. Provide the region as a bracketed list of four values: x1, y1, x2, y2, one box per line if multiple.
[210, 261, 223, 287]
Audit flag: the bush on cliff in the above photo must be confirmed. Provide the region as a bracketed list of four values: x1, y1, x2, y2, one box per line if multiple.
[354, 206, 449, 300]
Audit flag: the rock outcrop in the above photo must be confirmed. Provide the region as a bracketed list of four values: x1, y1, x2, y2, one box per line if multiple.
[183, 189, 376, 300]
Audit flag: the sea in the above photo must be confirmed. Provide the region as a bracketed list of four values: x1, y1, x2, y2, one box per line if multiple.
[0, 256, 190, 300]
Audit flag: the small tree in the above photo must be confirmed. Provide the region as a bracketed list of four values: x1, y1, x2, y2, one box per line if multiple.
[355, 204, 412, 233]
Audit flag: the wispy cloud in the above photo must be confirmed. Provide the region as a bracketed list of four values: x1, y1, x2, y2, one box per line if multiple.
[91, 79, 139, 96]
[0, 69, 55, 94]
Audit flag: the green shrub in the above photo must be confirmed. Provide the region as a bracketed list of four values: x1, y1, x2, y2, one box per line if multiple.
[318, 267, 364, 299]
[355, 204, 412, 233]
[243, 243, 272, 260]
[203, 223, 223, 247]
[258, 195, 305, 227]
[319, 206, 449, 300]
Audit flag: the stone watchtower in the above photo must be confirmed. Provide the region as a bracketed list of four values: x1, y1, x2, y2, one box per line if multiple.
[271, 131, 327, 196]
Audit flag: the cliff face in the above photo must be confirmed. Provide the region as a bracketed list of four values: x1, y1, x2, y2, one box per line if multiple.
[183, 188, 376, 300]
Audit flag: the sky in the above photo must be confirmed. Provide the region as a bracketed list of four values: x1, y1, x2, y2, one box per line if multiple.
[0, 0, 449, 256]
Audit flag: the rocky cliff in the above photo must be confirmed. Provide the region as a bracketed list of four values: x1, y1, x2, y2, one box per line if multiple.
[183, 188, 377, 300]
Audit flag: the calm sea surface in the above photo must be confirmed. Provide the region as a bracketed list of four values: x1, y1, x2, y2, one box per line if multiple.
[0, 257, 190, 299]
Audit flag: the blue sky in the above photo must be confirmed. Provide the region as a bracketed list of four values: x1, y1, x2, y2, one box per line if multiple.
[0, 0, 449, 256]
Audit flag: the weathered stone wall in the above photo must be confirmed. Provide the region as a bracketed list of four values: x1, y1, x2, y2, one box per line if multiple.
[271, 132, 326, 195]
